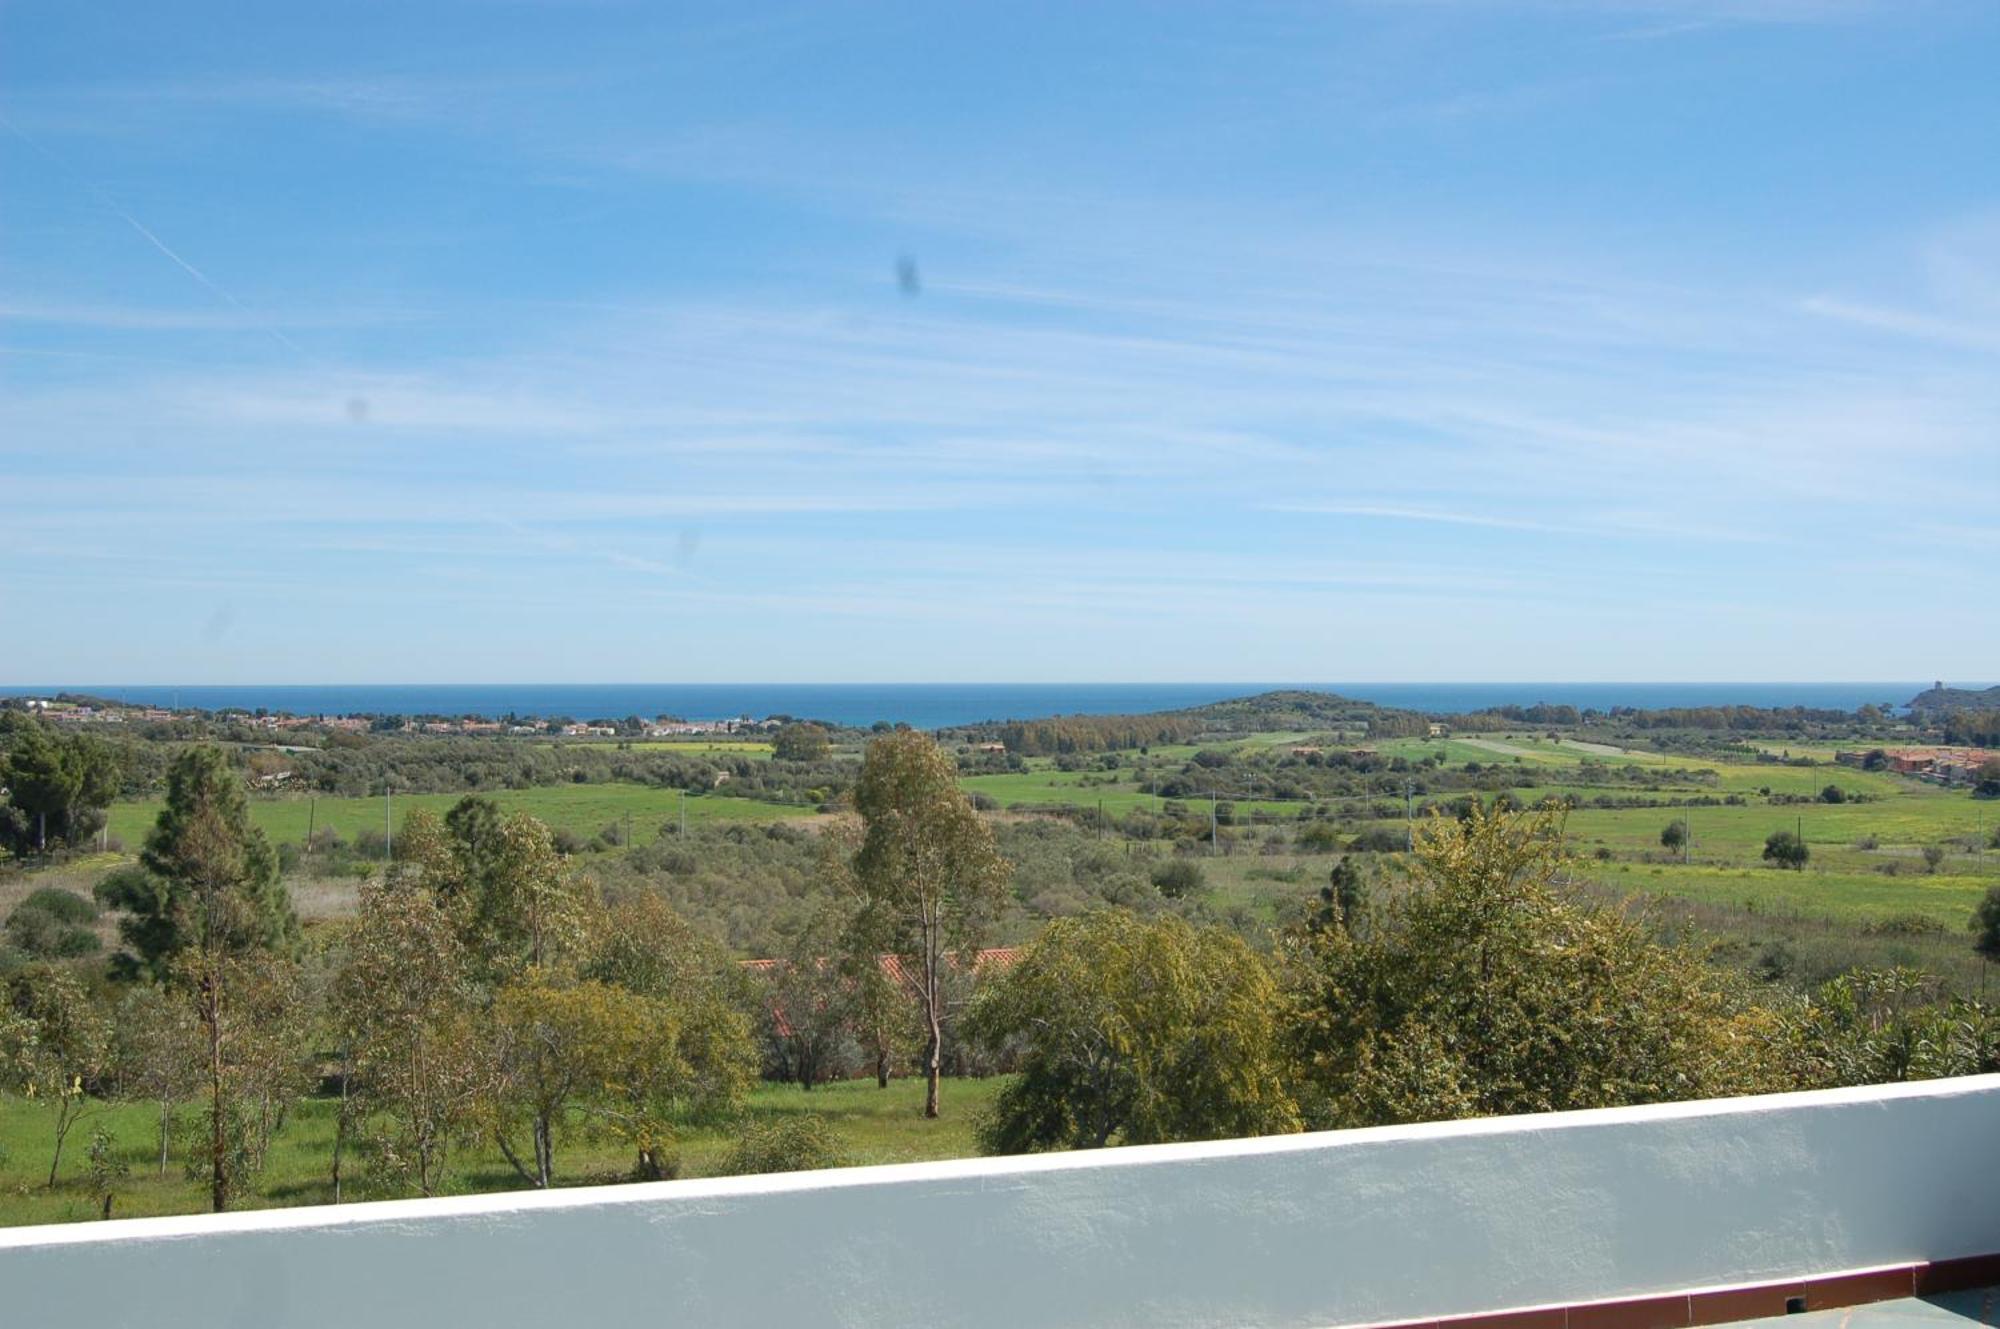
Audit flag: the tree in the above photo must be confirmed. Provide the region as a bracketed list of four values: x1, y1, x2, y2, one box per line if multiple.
[1660, 820, 1688, 852]
[1325, 857, 1369, 931]
[0, 965, 111, 1186]
[762, 900, 858, 1091]
[485, 976, 688, 1187]
[1973, 760, 2000, 800]
[1762, 829, 1809, 871]
[333, 879, 486, 1198]
[110, 984, 201, 1177]
[0, 714, 122, 856]
[848, 731, 1011, 1118]
[85, 1127, 130, 1220]
[772, 723, 832, 762]
[1971, 887, 2000, 972]
[967, 910, 1299, 1152]
[1281, 803, 1771, 1129]
[1819, 784, 1847, 805]
[403, 805, 591, 976]
[94, 746, 301, 1211]
[1922, 844, 1948, 874]
[819, 821, 918, 1089]
[95, 746, 297, 980]
[582, 892, 756, 1128]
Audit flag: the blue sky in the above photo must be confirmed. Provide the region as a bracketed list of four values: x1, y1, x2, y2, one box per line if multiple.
[2, 0, 1996, 684]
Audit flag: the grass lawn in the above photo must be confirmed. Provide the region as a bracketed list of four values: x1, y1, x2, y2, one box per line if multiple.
[0, 1075, 1006, 1229]
[105, 783, 821, 853]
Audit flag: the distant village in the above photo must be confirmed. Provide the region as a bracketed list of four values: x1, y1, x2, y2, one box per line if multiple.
[1835, 745, 1997, 786]
[7, 697, 784, 740]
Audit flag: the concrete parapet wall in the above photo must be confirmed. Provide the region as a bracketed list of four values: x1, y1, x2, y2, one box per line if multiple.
[5, 1076, 1999, 1329]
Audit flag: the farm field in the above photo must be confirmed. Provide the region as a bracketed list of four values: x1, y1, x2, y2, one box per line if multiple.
[1570, 860, 1995, 927]
[0, 1075, 1004, 1228]
[612, 741, 774, 757]
[103, 782, 818, 853]
[963, 771, 1315, 822]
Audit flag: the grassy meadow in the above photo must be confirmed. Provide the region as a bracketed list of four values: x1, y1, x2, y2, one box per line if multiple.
[0, 1075, 1005, 1228]
[104, 782, 815, 854]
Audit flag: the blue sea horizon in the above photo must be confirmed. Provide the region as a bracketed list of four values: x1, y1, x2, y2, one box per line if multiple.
[0, 682, 1950, 729]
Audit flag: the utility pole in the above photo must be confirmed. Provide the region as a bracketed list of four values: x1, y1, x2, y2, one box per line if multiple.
[1683, 798, 1690, 865]
[624, 810, 632, 850]
[1210, 792, 1219, 858]
[680, 788, 688, 838]
[1405, 779, 1414, 851]
[306, 798, 316, 858]
[384, 784, 393, 864]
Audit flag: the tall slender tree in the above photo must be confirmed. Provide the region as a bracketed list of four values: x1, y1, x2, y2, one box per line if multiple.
[849, 731, 1009, 1118]
[95, 746, 299, 1211]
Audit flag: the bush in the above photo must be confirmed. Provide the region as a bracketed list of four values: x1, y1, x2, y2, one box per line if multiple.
[1295, 821, 1343, 853]
[719, 1116, 846, 1176]
[1762, 830, 1809, 871]
[1347, 827, 1406, 854]
[18, 888, 97, 925]
[1922, 845, 1947, 874]
[1753, 939, 1796, 983]
[1150, 860, 1206, 898]
[2, 904, 101, 959]
[1861, 913, 1946, 937]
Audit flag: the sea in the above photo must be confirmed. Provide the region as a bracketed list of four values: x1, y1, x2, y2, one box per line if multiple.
[0, 683, 1946, 729]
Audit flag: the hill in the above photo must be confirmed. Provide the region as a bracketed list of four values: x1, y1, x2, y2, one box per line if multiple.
[947, 689, 1427, 754]
[1906, 683, 2000, 715]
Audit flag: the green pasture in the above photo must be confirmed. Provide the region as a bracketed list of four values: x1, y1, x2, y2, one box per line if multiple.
[105, 783, 819, 852]
[0, 1075, 1004, 1229]
[1569, 861, 1994, 929]
[962, 772, 1319, 823]
[1556, 792, 1997, 859]
[613, 741, 774, 757]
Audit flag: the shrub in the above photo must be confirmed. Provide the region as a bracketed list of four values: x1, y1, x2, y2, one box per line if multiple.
[1753, 939, 1796, 983]
[1762, 830, 1809, 871]
[2, 904, 100, 959]
[1347, 827, 1406, 854]
[1862, 913, 1946, 937]
[719, 1116, 846, 1176]
[18, 888, 97, 925]
[1922, 845, 1947, 874]
[1296, 821, 1343, 853]
[1150, 860, 1206, 898]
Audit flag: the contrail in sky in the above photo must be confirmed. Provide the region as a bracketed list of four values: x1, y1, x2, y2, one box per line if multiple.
[0, 109, 313, 362]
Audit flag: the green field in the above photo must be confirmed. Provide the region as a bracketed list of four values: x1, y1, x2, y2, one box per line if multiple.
[615, 741, 774, 757]
[0, 1075, 1005, 1228]
[105, 782, 818, 853]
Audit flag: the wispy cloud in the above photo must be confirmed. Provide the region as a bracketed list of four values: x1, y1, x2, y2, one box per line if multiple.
[1800, 296, 2000, 355]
